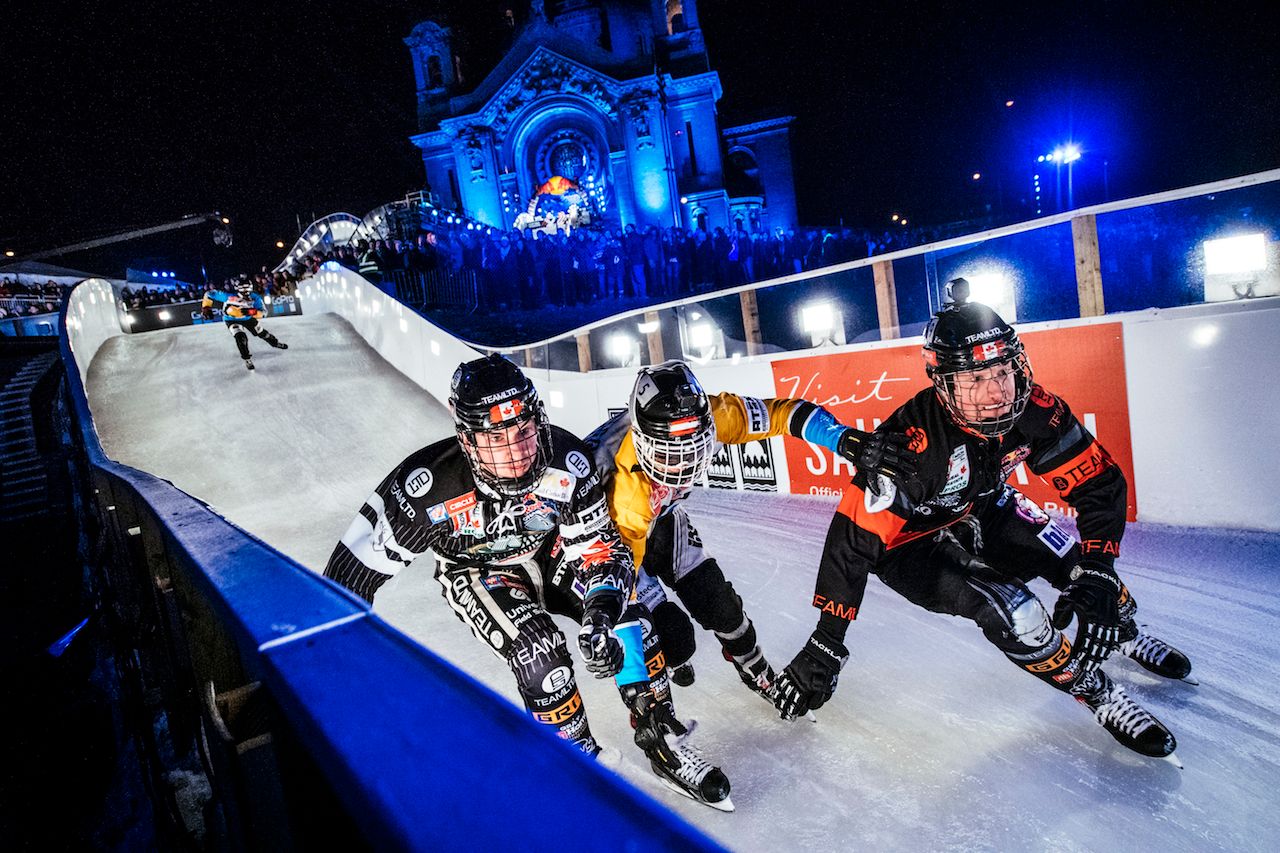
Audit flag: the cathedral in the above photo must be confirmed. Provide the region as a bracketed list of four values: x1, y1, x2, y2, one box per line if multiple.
[406, 0, 798, 235]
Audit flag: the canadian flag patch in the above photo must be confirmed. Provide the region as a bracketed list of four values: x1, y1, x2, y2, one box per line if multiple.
[490, 398, 523, 422]
[972, 340, 1005, 362]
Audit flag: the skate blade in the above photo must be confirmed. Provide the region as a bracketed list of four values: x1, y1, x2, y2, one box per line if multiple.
[657, 775, 735, 812]
[1161, 751, 1184, 770]
[1179, 674, 1200, 686]
[805, 710, 818, 723]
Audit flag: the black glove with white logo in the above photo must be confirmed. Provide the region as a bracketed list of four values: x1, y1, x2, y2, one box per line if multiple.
[837, 429, 918, 482]
[201, 305, 214, 320]
[774, 628, 849, 721]
[577, 591, 625, 679]
[1051, 559, 1123, 672]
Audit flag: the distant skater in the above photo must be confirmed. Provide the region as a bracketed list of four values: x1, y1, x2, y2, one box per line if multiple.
[202, 276, 287, 370]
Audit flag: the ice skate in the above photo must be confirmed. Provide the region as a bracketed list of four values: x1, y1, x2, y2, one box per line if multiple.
[1120, 623, 1196, 684]
[244, 357, 255, 371]
[270, 339, 288, 350]
[725, 646, 778, 703]
[1073, 670, 1180, 766]
[626, 686, 733, 811]
[670, 662, 696, 687]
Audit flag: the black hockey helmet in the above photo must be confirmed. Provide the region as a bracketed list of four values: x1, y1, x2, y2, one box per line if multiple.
[922, 278, 1033, 438]
[629, 360, 717, 489]
[449, 354, 552, 497]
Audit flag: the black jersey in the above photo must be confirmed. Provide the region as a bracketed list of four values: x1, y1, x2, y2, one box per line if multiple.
[809, 383, 1128, 635]
[325, 425, 634, 603]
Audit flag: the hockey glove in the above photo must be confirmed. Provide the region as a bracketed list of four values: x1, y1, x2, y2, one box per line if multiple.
[200, 306, 214, 320]
[1051, 559, 1123, 672]
[577, 592, 625, 679]
[837, 429, 918, 482]
[773, 628, 849, 721]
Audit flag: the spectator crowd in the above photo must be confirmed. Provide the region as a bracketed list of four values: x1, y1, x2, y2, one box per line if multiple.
[0, 278, 69, 319]
[285, 215, 973, 314]
[119, 270, 300, 312]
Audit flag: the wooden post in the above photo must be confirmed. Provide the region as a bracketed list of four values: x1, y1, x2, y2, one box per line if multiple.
[524, 347, 536, 369]
[643, 310, 664, 363]
[1072, 213, 1105, 317]
[740, 290, 763, 356]
[576, 332, 592, 373]
[872, 260, 901, 340]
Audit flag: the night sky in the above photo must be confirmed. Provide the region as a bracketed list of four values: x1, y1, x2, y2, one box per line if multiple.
[4, 0, 1277, 280]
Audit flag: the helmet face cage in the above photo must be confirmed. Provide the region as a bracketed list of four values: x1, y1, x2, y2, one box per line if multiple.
[922, 294, 1033, 438]
[629, 360, 717, 490]
[632, 423, 717, 489]
[450, 356, 552, 497]
[235, 280, 253, 296]
[927, 345, 1033, 438]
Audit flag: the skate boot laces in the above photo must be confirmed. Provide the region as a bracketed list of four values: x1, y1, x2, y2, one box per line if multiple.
[1120, 626, 1173, 668]
[1087, 679, 1158, 739]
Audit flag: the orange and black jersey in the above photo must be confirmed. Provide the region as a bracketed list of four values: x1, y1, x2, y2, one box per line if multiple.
[811, 384, 1126, 636]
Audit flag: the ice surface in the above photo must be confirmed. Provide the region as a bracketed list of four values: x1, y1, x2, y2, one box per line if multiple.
[86, 315, 1280, 852]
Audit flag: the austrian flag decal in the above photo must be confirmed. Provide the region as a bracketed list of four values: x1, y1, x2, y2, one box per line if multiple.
[490, 398, 524, 422]
[972, 340, 1006, 362]
[669, 416, 700, 436]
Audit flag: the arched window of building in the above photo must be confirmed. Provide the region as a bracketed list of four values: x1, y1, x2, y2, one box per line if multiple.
[427, 55, 443, 89]
[694, 209, 707, 232]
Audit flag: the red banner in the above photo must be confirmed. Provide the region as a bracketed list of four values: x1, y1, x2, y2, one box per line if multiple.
[770, 323, 1136, 521]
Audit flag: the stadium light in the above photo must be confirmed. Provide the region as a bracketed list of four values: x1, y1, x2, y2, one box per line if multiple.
[637, 319, 660, 334]
[1203, 233, 1275, 301]
[972, 172, 981, 181]
[221, 217, 230, 224]
[960, 272, 1017, 322]
[800, 301, 835, 335]
[158, 310, 172, 322]
[276, 240, 285, 248]
[608, 333, 637, 364]
[4, 250, 14, 257]
[548, 390, 565, 409]
[1062, 144, 1082, 164]
[688, 323, 713, 350]
[1204, 234, 1267, 276]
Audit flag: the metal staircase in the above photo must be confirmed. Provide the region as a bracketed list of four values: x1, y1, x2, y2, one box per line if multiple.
[0, 349, 58, 523]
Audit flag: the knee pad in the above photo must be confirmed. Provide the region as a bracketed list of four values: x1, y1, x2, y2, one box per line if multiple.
[966, 575, 1054, 653]
[651, 600, 696, 668]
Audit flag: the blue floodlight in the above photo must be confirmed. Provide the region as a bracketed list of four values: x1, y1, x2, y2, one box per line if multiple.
[1062, 144, 1082, 163]
[1037, 155, 1046, 163]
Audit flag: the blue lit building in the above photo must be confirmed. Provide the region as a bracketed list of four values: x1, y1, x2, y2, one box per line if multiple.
[406, 0, 798, 234]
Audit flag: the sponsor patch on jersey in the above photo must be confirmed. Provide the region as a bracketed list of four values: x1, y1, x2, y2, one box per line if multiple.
[445, 491, 478, 516]
[535, 467, 575, 502]
[426, 502, 448, 524]
[451, 504, 485, 538]
[520, 495, 557, 531]
[564, 450, 591, 478]
[743, 396, 769, 434]
[404, 467, 433, 498]
[1013, 490, 1050, 524]
[941, 445, 970, 494]
[1037, 519, 1075, 558]
[906, 426, 928, 454]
